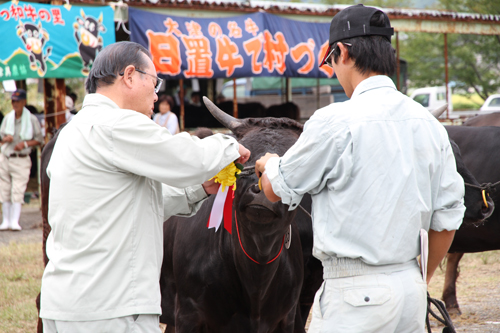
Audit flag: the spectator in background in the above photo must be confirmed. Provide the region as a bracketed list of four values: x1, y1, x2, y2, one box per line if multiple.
[0, 89, 43, 231]
[25, 105, 43, 180]
[65, 95, 76, 123]
[190, 91, 202, 107]
[154, 95, 179, 134]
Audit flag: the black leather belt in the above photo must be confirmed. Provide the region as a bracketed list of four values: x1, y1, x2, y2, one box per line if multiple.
[9, 153, 28, 158]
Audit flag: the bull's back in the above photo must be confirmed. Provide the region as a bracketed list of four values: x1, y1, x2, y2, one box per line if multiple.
[446, 126, 500, 252]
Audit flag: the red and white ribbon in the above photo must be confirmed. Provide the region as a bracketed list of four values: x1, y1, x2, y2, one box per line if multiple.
[207, 185, 234, 234]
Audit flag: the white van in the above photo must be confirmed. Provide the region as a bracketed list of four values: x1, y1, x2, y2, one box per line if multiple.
[409, 86, 449, 112]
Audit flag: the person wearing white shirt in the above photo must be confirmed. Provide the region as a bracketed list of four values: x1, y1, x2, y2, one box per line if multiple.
[0, 89, 43, 231]
[255, 5, 465, 333]
[153, 94, 179, 134]
[39, 41, 250, 333]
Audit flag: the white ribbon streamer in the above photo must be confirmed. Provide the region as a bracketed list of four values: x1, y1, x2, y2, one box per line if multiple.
[208, 185, 229, 231]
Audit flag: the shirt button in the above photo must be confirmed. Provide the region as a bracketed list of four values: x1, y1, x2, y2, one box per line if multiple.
[364, 296, 370, 302]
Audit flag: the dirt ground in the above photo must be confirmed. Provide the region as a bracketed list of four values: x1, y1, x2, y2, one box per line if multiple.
[1, 197, 499, 332]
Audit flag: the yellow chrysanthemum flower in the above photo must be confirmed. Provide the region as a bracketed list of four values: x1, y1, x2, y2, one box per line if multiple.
[211, 162, 242, 192]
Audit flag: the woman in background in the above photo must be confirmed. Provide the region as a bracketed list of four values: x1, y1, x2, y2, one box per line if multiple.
[154, 95, 179, 134]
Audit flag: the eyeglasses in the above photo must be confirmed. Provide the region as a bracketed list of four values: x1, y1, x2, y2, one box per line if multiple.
[320, 42, 352, 68]
[119, 68, 163, 93]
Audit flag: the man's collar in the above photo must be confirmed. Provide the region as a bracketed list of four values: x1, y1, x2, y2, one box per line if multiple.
[350, 75, 397, 99]
[82, 93, 121, 110]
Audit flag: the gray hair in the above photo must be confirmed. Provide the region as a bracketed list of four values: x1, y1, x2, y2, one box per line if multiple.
[85, 41, 152, 93]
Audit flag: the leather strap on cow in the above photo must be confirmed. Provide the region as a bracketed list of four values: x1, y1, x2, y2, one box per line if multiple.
[235, 214, 285, 265]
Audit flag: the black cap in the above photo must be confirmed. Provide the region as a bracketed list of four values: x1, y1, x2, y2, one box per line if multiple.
[11, 89, 27, 101]
[320, 4, 394, 67]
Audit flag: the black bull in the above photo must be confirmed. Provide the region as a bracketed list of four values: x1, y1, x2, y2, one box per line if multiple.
[160, 116, 318, 332]
[442, 125, 500, 314]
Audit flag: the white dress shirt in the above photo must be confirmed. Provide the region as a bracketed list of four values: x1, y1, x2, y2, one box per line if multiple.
[265, 75, 465, 266]
[40, 93, 240, 321]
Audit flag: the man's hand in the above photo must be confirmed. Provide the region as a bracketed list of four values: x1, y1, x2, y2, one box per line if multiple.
[202, 179, 219, 195]
[14, 142, 25, 151]
[2, 135, 13, 144]
[236, 144, 251, 165]
[255, 153, 279, 178]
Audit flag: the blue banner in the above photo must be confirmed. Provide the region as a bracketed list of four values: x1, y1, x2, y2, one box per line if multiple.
[0, 1, 115, 81]
[129, 8, 334, 79]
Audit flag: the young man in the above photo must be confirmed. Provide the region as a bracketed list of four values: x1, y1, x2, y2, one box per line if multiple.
[0, 89, 43, 231]
[255, 5, 465, 332]
[40, 42, 250, 332]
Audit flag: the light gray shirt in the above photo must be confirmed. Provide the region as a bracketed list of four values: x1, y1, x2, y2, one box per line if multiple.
[265, 75, 465, 266]
[40, 93, 240, 321]
[0, 109, 43, 156]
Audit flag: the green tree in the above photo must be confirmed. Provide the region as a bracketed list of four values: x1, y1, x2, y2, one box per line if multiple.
[436, 0, 500, 99]
[319, 0, 500, 98]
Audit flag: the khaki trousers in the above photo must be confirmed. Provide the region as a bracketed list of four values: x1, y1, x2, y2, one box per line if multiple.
[0, 154, 31, 203]
[308, 264, 427, 333]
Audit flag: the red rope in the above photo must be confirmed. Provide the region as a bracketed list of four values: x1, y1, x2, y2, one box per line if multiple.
[235, 214, 285, 265]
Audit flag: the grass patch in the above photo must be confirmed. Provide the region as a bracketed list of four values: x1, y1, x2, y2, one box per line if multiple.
[428, 250, 500, 332]
[0, 242, 44, 333]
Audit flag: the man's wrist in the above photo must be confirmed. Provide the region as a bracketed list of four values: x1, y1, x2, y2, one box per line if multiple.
[24, 141, 28, 149]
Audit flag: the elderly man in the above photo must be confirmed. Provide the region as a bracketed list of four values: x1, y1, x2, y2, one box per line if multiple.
[0, 89, 43, 231]
[40, 41, 250, 332]
[255, 5, 465, 333]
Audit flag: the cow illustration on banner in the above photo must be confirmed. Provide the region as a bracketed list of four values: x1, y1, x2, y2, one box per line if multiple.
[16, 21, 52, 76]
[129, 8, 335, 79]
[74, 9, 106, 75]
[0, 1, 115, 81]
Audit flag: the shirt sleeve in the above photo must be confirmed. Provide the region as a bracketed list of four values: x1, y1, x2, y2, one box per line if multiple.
[430, 139, 466, 231]
[162, 183, 208, 219]
[265, 112, 354, 210]
[111, 112, 240, 189]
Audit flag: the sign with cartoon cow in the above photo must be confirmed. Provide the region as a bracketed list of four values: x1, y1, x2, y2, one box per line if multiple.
[0, 1, 115, 81]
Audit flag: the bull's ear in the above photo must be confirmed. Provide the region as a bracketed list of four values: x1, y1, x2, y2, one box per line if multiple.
[203, 96, 242, 134]
[431, 104, 448, 118]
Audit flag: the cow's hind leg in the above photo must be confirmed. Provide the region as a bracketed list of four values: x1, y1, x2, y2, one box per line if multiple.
[442, 252, 464, 315]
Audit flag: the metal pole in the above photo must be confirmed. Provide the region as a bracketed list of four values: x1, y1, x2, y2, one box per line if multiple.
[233, 78, 238, 118]
[444, 33, 449, 119]
[396, 31, 400, 91]
[286, 78, 292, 103]
[207, 79, 214, 102]
[179, 79, 185, 131]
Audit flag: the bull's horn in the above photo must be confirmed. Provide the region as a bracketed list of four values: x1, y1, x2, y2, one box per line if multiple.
[431, 104, 448, 118]
[203, 96, 242, 131]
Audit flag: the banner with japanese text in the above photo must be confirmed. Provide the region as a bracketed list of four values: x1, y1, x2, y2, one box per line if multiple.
[129, 8, 335, 79]
[0, 1, 115, 81]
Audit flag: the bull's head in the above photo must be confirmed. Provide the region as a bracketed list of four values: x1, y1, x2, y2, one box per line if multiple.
[204, 97, 303, 258]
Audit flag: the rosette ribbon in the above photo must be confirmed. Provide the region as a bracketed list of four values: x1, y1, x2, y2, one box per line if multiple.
[206, 162, 243, 233]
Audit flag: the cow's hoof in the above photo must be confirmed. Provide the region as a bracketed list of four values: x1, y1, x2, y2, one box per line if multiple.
[447, 307, 462, 316]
